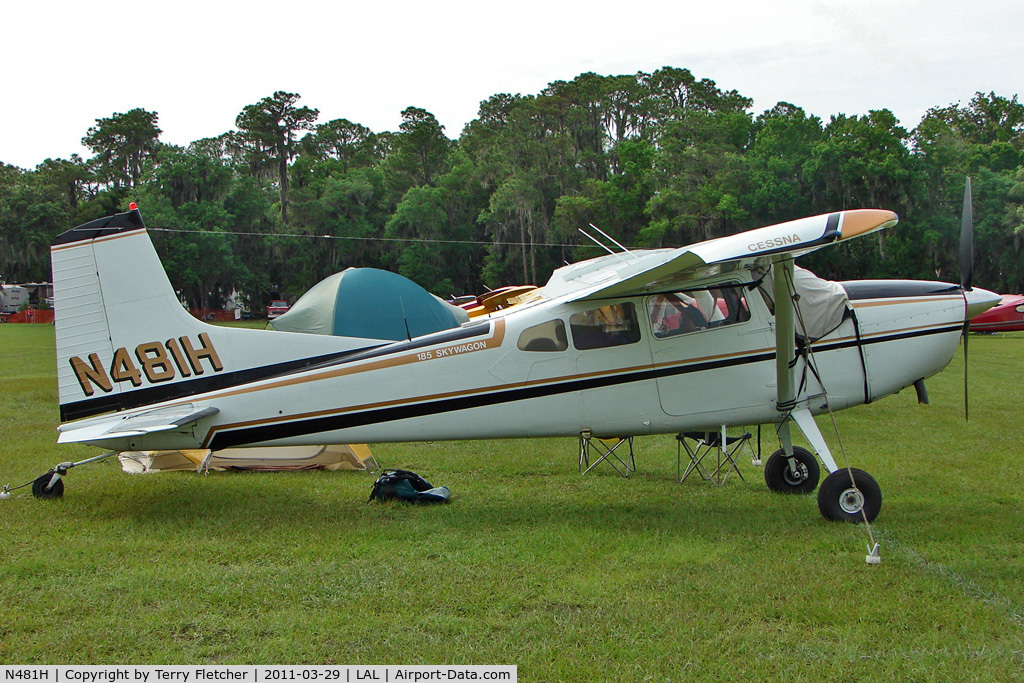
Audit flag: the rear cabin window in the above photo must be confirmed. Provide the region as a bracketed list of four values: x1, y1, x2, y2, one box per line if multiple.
[570, 303, 641, 350]
[648, 286, 750, 339]
[517, 319, 569, 352]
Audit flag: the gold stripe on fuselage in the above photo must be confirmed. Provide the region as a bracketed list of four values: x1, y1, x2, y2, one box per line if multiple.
[50, 228, 149, 253]
[158, 319, 507, 410]
[201, 312, 960, 446]
[849, 295, 960, 309]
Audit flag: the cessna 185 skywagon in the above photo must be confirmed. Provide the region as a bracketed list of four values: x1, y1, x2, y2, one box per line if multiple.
[37, 203, 999, 522]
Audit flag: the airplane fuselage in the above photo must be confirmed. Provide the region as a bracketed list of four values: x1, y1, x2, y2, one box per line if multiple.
[47, 205, 1000, 520]
[64, 272, 966, 453]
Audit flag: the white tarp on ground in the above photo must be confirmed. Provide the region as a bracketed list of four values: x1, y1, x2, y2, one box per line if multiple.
[119, 444, 375, 473]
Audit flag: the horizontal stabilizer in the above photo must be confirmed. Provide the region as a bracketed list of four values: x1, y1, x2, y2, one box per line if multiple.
[57, 404, 219, 445]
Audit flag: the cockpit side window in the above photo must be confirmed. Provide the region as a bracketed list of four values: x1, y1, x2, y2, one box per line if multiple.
[517, 319, 569, 352]
[570, 303, 641, 350]
[648, 285, 750, 339]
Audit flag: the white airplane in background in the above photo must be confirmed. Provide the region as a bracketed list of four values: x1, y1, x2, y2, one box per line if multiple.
[32, 200, 998, 523]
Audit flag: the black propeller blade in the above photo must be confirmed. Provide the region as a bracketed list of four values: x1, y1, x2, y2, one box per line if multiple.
[960, 176, 973, 292]
[962, 317, 970, 421]
[960, 176, 973, 420]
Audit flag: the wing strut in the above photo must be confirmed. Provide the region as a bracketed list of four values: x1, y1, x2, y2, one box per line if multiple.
[772, 258, 799, 459]
[772, 258, 883, 560]
[772, 257, 837, 470]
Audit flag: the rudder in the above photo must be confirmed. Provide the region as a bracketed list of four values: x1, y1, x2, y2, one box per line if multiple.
[51, 205, 374, 423]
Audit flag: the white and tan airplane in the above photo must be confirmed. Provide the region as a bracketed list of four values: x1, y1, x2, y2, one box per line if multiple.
[38, 203, 999, 522]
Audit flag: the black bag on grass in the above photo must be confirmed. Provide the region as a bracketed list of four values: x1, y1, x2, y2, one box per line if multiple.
[368, 469, 450, 503]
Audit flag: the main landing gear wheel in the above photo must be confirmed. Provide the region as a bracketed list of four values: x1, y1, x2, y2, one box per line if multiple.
[817, 468, 882, 523]
[764, 446, 820, 494]
[32, 471, 65, 499]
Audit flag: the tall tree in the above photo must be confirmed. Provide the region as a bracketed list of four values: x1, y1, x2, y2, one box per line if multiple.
[235, 91, 319, 224]
[381, 107, 452, 201]
[81, 108, 162, 189]
[912, 93, 1024, 289]
[146, 145, 234, 208]
[289, 166, 389, 280]
[34, 155, 93, 211]
[745, 103, 823, 224]
[298, 118, 382, 172]
[552, 138, 656, 257]
[0, 165, 71, 282]
[801, 110, 921, 278]
[644, 108, 754, 246]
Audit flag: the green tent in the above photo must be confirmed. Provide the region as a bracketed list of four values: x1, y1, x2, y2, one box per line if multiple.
[268, 268, 468, 341]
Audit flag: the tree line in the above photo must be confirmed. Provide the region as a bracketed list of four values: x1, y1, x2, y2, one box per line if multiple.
[2, 67, 1023, 310]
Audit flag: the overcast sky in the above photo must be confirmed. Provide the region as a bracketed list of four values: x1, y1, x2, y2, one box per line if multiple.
[2, 0, 1021, 169]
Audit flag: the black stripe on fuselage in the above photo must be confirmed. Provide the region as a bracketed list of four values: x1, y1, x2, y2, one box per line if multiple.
[841, 280, 961, 300]
[59, 349, 373, 422]
[799, 322, 963, 355]
[60, 322, 493, 422]
[206, 349, 781, 450]
[206, 321, 962, 450]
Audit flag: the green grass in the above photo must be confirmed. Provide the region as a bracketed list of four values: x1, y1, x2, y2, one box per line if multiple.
[2, 324, 1023, 679]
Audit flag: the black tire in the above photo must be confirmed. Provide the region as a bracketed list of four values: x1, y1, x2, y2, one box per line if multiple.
[817, 468, 881, 523]
[32, 471, 65, 499]
[764, 446, 820, 494]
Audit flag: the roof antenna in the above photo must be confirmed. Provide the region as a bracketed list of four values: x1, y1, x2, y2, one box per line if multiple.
[399, 295, 412, 341]
[588, 223, 631, 253]
[578, 226, 631, 264]
[578, 228, 616, 255]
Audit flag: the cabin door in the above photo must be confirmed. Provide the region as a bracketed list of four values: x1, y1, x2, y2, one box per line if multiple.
[646, 285, 776, 419]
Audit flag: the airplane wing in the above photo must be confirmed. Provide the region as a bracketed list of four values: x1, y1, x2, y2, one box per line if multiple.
[544, 209, 897, 302]
[57, 404, 219, 445]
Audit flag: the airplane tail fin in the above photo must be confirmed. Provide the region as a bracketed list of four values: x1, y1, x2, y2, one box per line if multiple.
[51, 205, 365, 423]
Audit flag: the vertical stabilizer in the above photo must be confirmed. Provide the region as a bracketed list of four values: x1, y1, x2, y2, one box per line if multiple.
[52, 205, 179, 419]
[51, 205, 378, 423]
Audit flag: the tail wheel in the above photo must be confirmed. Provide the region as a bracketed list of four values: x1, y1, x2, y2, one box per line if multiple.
[817, 468, 882, 523]
[764, 446, 820, 494]
[32, 471, 65, 499]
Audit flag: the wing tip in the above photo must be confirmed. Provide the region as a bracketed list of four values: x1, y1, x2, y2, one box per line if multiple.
[839, 209, 899, 240]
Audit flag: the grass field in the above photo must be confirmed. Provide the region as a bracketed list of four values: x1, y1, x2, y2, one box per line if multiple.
[1, 323, 1023, 679]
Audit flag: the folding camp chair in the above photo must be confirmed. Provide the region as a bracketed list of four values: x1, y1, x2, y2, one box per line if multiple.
[676, 427, 754, 485]
[579, 430, 636, 477]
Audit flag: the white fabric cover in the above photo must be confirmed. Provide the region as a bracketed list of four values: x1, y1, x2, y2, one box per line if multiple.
[761, 265, 850, 340]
